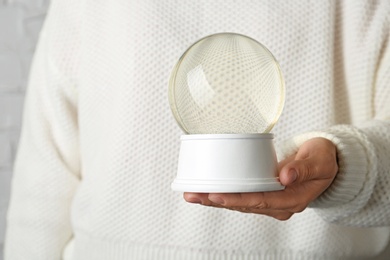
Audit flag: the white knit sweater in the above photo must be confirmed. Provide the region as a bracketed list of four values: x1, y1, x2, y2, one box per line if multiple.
[4, 1, 390, 259]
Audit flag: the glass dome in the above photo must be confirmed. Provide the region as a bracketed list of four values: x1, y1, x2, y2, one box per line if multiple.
[169, 33, 285, 134]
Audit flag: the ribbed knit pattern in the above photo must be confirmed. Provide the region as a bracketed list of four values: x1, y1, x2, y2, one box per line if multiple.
[4, 1, 390, 259]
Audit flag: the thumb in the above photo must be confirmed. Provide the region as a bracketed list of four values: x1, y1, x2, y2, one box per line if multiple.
[279, 159, 314, 186]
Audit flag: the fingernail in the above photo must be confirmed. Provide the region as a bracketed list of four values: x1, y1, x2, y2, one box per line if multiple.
[187, 198, 202, 204]
[289, 169, 298, 182]
[209, 196, 225, 205]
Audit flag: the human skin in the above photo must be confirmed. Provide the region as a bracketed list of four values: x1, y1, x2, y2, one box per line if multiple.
[184, 137, 339, 220]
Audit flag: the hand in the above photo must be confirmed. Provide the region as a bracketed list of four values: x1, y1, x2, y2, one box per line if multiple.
[184, 137, 339, 220]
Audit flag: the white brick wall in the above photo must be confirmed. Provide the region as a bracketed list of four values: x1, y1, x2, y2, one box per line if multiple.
[0, 0, 49, 258]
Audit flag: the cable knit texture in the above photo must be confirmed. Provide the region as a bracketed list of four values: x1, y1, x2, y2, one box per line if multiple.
[4, 1, 390, 259]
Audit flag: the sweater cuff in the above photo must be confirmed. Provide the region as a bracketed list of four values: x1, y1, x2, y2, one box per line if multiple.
[278, 125, 377, 221]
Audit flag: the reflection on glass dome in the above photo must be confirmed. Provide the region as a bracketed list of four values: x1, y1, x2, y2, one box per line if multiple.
[169, 33, 285, 134]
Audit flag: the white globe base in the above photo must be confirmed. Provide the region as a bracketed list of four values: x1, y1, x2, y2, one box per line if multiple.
[171, 134, 285, 193]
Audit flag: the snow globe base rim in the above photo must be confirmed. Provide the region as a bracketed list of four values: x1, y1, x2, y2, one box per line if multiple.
[171, 178, 285, 193]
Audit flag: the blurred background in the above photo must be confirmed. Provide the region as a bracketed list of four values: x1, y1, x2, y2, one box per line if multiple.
[0, 0, 50, 258]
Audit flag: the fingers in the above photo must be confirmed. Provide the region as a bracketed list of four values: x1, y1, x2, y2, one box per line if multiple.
[210, 192, 311, 213]
[238, 208, 293, 221]
[184, 193, 208, 204]
[184, 192, 294, 220]
[185, 192, 305, 213]
[183, 193, 225, 208]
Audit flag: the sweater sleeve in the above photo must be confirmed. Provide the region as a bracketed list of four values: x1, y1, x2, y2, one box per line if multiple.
[278, 38, 390, 227]
[4, 2, 81, 259]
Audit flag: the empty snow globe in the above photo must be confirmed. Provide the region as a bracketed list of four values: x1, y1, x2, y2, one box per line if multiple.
[169, 33, 285, 192]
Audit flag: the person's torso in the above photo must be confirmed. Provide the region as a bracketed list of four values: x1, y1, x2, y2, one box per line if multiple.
[57, 1, 389, 259]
